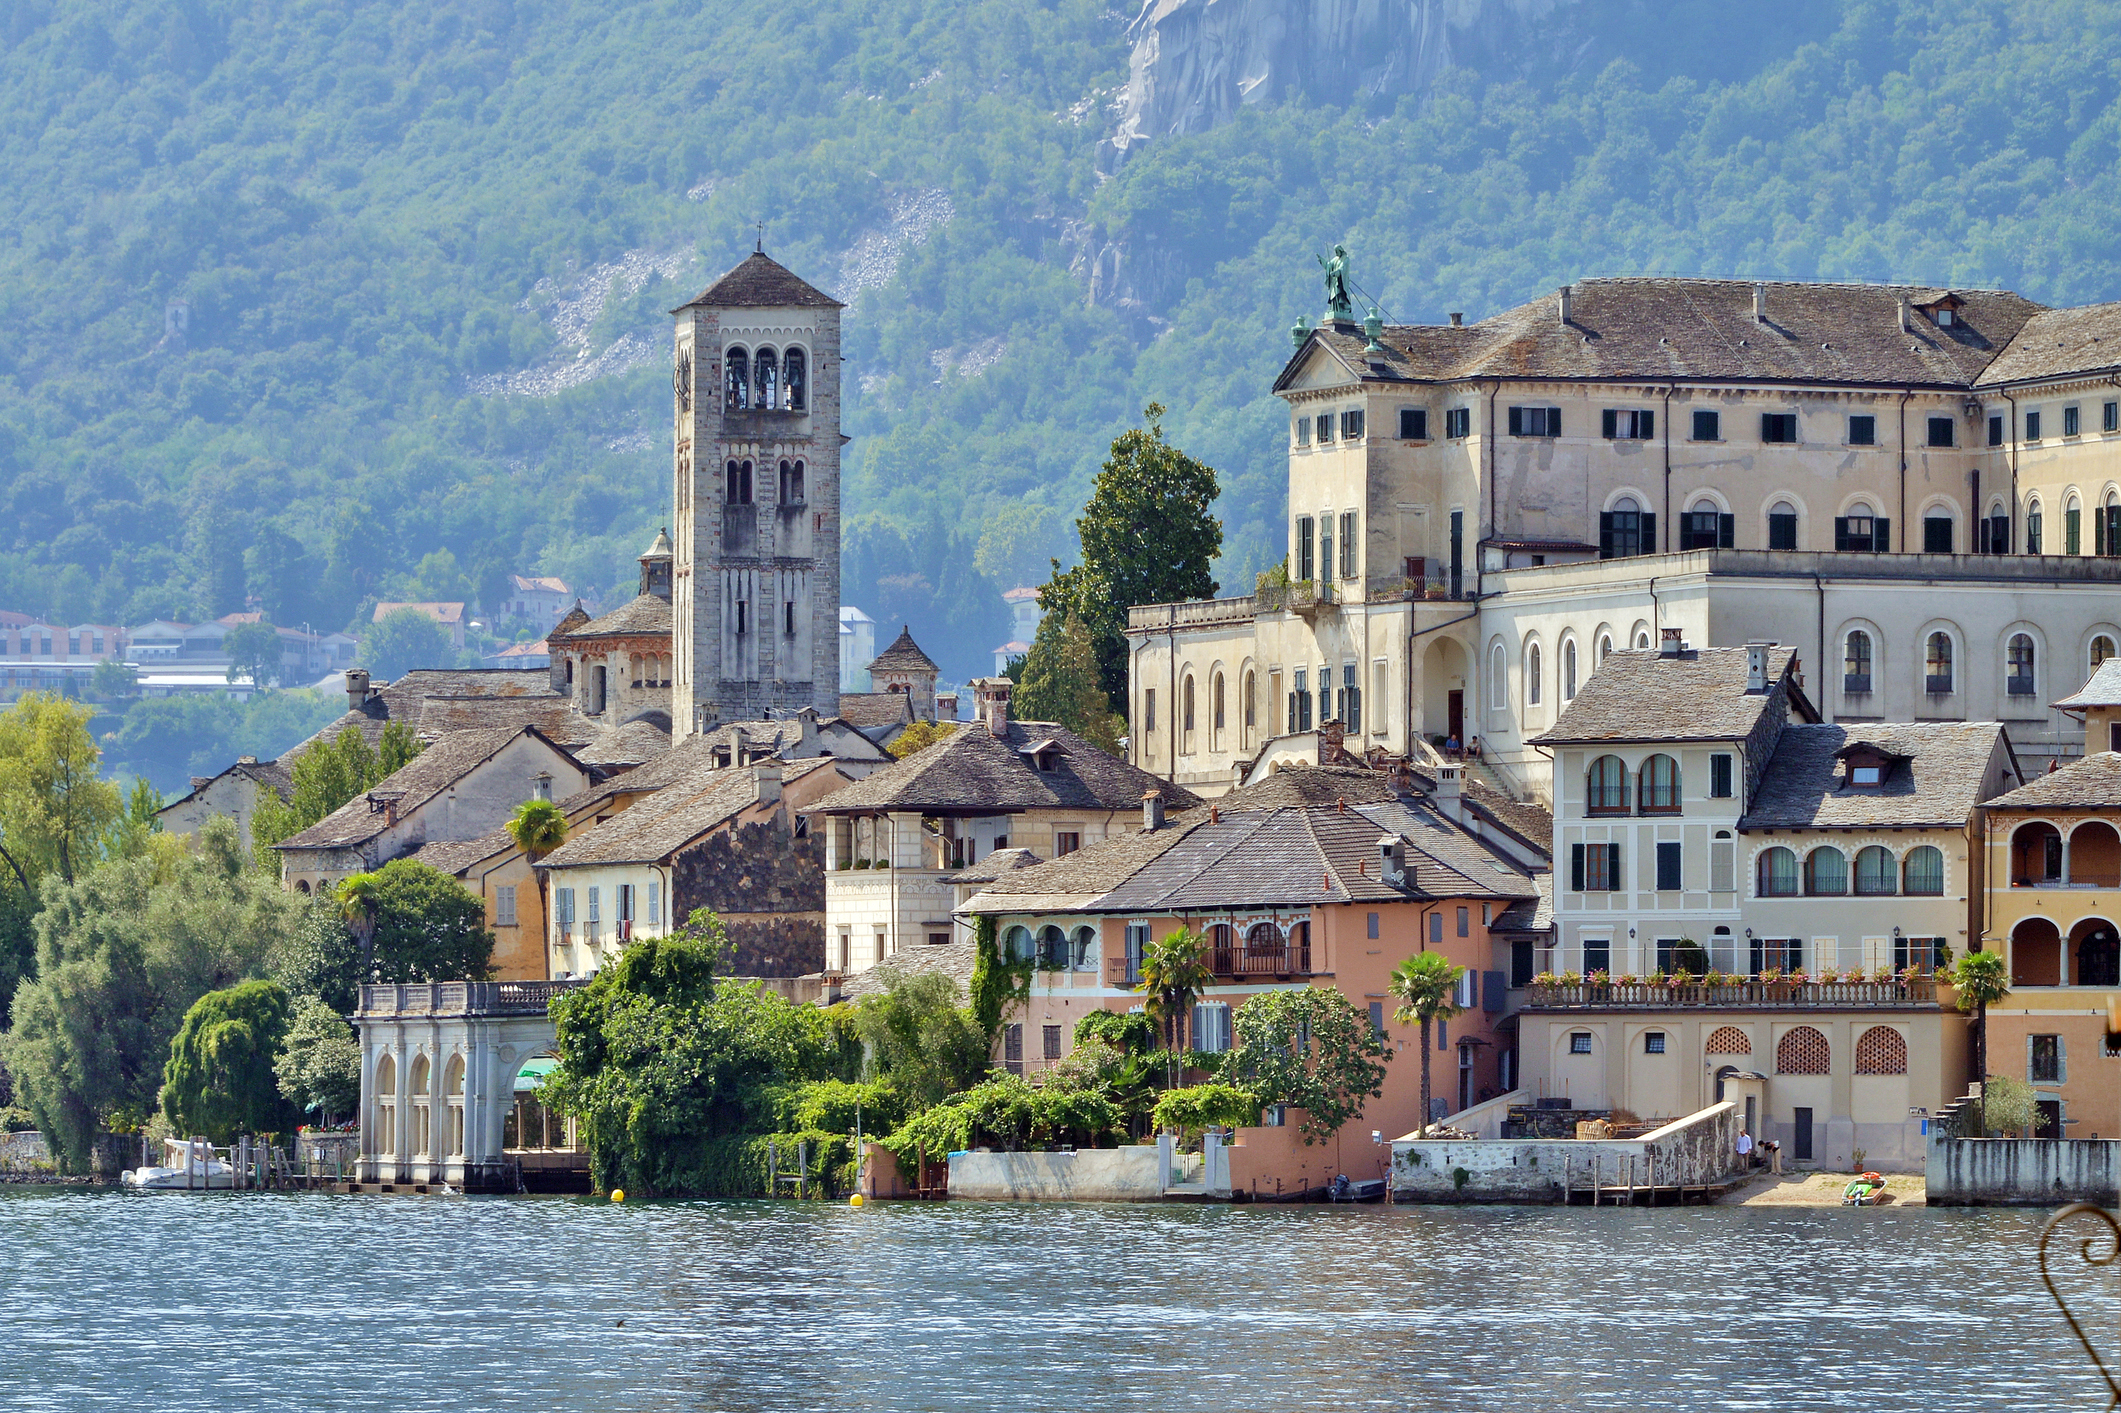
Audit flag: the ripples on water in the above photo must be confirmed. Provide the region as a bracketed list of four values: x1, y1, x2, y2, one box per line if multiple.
[0, 1188, 2087, 1411]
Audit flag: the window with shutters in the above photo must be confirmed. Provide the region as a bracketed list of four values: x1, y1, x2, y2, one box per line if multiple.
[2065, 405, 2082, 438]
[1124, 923, 1150, 984]
[1927, 416, 1956, 447]
[1691, 409, 1720, 441]
[1399, 407, 1428, 439]
[1680, 506, 1734, 550]
[1190, 1002, 1232, 1054]
[2104, 498, 2121, 558]
[1710, 831, 1736, 893]
[1042, 1024, 1063, 1062]
[1571, 841, 1620, 892]
[1655, 841, 1683, 892]
[2027, 502, 2044, 553]
[1925, 632, 1954, 694]
[2027, 410, 2043, 441]
[1294, 415, 1311, 447]
[1923, 514, 1953, 554]
[1295, 516, 1314, 581]
[1600, 496, 1652, 558]
[1981, 506, 2010, 555]
[2069, 502, 2084, 555]
[1341, 409, 1365, 440]
[648, 880, 660, 926]
[555, 888, 575, 931]
[496, 886, 517, 927]
[587, 887, 601, 924]
[1004, 1023, 1024, 1075]
[1709, 754, 1734, 799]
[1507, 405, 1562, 438]
[1835, 508, 1887, 553]
[1339, 511, 1358, 578]
[1316, 413, 1334, 443]
[2108, 402, 2119, 434]
[1602, 409, 1654, 439]
[1989, 414, 2005, 446]
[1444, 407, 1471, 439]
[1750, 936, 1803, 974]
[1342, 662, 1361, 732]
[1767, 503, 1799, 549]
[1763, 413, 1799, 444]
[1846, 414, 1875, 446]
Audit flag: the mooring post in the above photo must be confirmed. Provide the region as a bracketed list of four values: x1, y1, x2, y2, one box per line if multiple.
[768, 1140, 778, 1197]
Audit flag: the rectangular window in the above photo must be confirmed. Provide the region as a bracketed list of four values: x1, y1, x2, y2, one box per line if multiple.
[1042, 1024, 1063, 1062]
[1656, 841, 1683, 892]
[2069, 506, 2083, 556]
[1601, 409, 1654, 439]
[1845, 414, 1874, 446]
[1762, 413, 1799, 444]
[1834, 514, 1889, 553]
[1190, 1002, 1232, 1054]
[1599, 507, 1654, 559]
[496, 886, 517, 927]
[1367, 911, 1380, 940]
[1710, 835, 1736, 893]
[1768, 510, 1798, 550]
[2107, 402, 2119, 434]
[1316, 413, 1334, 444]
[1644, 1032, 1667, 1054]
[1370, 1001, 1386, 1037]
[1399, 408, 1428, 439]
[1340, 409, 1365, 440]
[1339, 511, 1358, 578]
[1571, 842, 1620, 892]
[1004, 1023, 1023, 1074]
[1295, 516, 1315, 581]
[1342, 663, 1360, 733]
[1709, 754, 1734, 798]
[617, 883, 633, 922]
[1924, 517, 1954, 554]
[785, 601, 796, 636]
[1318, 519, 1334, 582]
[1692, 409, 1720, 441]
[1444, 407, 1471, 439]
[648, 881, 660, 926]
[556, 888, 575, 927]
[1295, 416, 1311, 447]
[1291, 668, 1311, 732]
[587, 887, 600, 924]
[1125, 923, 1150, 984]
[1054, 831, 1081, 856]
[1143, 688, 1157, 731]
[1457, 905, 1470, 938]
[1583, 936, 1610, 974]
[2065, 405, 2082, 438]
[2027, 410, 2043, 441]
[1679, 510, 1734, 550]
[2032, 1034, 2061, 1084]
[1570, 1032, 1593, 1054]
[1507, 405, 1562, 437]
[1989, 414, 2005, 446]
[1927, 416, 1955, 448]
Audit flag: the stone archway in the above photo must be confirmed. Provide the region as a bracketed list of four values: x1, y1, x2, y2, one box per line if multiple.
[2013, 916, 2063, 987]
[2071, 917, 2121, 987]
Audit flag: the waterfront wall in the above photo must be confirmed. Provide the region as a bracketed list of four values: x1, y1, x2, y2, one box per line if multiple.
[1391, 1101, 1740, 1203]
[1926, 1137, 2121, 1206]
[949, 1144, 1170, 1201]
[0, 1130, 49, 1169]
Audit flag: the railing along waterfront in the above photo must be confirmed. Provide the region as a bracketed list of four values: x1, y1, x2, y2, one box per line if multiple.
[1523, 977, 1937, 1009]
[359, 979, 588, 1017]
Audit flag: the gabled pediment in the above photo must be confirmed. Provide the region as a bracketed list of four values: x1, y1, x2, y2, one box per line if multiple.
[1274, 338, 1361, 395]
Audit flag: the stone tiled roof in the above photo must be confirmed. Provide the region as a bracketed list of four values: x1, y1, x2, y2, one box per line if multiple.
[867, 627, 938, 673]
[167, 756, 294, 810]
[543, 755, 843, 868]
[681, 251, 843, 310]
[1217, 765, 1399, 811]
[1489, 876, 1554, 935]
[290, 670, 568, 756]
[941, 846, 1045, 886]
[1463, 777, 1554, 853]
[1292, 279, 2044, 391]
[1741, 722, 2009, 830]
[1989, 752, 2121, 811]
[1529, 646, 1801, 746]
[411, 832, 512, 876]
[837, 692, 916, 732]
[569, 715, 671, 768]
[1978, 301, 2121, 385]
[2054, 659, 2121, 711]
[806, 719, 1202, 817]
[556, 594, 672, 641]
[276, 727, 561, 852]
[959, 816, 1210, 909]
[836, 939, 977, 1002]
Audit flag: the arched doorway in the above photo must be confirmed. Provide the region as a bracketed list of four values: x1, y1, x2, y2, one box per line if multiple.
[1422, 637, 1468, 748]
[2013, 821, 2062, 884]
[2073, 823, 2121, 887]
[2072, 918, 2121, 987]
[2013, 917, 2063, 986]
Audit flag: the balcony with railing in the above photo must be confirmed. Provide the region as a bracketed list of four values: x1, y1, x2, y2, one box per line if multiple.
[359, 980, 589, 1018]
[1523, 976, 1938, 1010]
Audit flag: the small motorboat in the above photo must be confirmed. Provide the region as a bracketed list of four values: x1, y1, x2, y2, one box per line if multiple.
[1327, 1174, 1386, 1203]
[121, 1137, 234, 1190]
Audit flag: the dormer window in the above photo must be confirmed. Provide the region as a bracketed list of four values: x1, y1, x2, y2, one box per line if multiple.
[1019, 738, 1066, 772]
[1850, 764, 1882, 786]
[1935, 308, 1955, 327]
[1837, 745, 1905, 788]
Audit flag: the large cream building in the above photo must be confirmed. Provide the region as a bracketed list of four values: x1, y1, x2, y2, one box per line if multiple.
[1129, 277, 2121, 802]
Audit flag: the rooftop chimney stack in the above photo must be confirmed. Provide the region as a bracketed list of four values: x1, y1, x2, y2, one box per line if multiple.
[1660, 626, 1684, 658]
[972, 677, 1012, 738]
[1379, 834, 1406, 887]
[1435, 762, 1464, 822]
[753, 760, 783, 808]
[1448, 311, 1464, 328]
[1142, 789, 1165, 832]
[1557, 286, 1571, 325]
[1898, 296, 1913, 333]
[937, 691, 959, 722]
[345, 668, 371, 713]
[1752, 283, 1767, 323]
[1746, 642, 1771, 693]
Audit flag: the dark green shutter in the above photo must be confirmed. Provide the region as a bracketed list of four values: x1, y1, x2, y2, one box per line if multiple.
[1640, 513, 1656, 553]
[1875, 518, 1889, 552]
[1642, 410, 1655, 439]
[1548, 406, 1562, 435]
[1571, 843, 1585, 892]
[1507, 405, 1523, 436]
[1719, 513, 1735, 548]
[1602, 409, 1616, 438]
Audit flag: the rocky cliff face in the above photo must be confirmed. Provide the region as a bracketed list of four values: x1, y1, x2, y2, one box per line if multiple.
[1105, 0, 1585, 165]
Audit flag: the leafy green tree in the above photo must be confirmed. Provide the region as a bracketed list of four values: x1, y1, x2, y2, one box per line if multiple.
[1030, 404, 1222, 715]
[507, 798, 569, 860]
[90, 659, 138, 702]
[397, 549, 475, 606]
[105, 777, 164, 860]
[1976, 1072, 2037, 1138]
[0, 693, 121, 886]
[274, 994, 362, 1127]
[1151, 1082, 1260, 1140]
[362, 607, 455, 680]
[1952, 948, 2012, 1134]
[161, 980, 302, 1141]
[251, 721, 424, 866]
[1221, 988, 1389, 1145]
[852, 970, 993, 1108]
[885, 718, 960, 760]
[1010, 610, 1126, 755]
[1, 819, 297, 1170]
[223, 619, 283, 689]
[365, 859, 494, 983]
[1136, 925, 1214, 1083]
[1390, 951, 1468, 1134]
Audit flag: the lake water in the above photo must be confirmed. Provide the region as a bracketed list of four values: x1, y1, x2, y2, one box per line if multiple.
[0, 1187, 2101, 1411]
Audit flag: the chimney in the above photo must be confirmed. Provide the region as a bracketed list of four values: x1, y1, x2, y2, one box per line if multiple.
[1745, 642, 1771, 693]
[345, 667, 371, 713]
[753, 761, 783, 808]
[937, 691, 958, 721]
[1379, 834, 1406, 886]
[1752, 282, 1767, 323]
[1448, 311, 1464, 328]
[1435, 762, 1464, 822]
[973, 677, 1012, 737]
[1142, 788, 1165, 832]
[1660, 626, 1684, 658]
[1557, 286, 1571, 325]
[1897, 296, 1912, 333]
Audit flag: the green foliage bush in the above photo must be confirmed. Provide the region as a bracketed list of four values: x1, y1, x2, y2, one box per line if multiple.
[161, 979, 302, 1142]
[1220, 989, 1389, 1145]
[1151, 1082, 1260, 1137]
[880, 1071, 1122, 1177]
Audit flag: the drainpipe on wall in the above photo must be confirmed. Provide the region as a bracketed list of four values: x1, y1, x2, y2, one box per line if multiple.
[1167, 603, 1177, 785]
[1484, 379, 1500, 597]
[1814, 574, 1827, 719]
[1661, 382, 1676, 550]
[2002, 389, 2020, 552]
[1898, 388, 1913, 540]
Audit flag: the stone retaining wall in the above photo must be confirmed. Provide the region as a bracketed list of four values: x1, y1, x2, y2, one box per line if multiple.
[1392, 1101, 1740, 1203]
[949, 1144, 1170, 1201]
[1926, 1137, 2121, 1206]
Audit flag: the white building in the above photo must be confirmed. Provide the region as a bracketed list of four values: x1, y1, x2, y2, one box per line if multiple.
[839, 606, 876, 693]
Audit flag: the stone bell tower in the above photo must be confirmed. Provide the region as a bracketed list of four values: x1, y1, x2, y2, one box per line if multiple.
[669, 249, 844, 737]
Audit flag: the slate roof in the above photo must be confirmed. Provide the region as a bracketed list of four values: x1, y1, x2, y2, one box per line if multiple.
[1978, 301, 2121, 385]
[557, 593, 673, 641]
[543, 756, 843, 868]
[941, 846, 1044, 886]
[680, 251, 844, 310]
[958, 816, 1211, 911]
[511, 575, 570, 594]
[1217, 765, 1399, 811]
[836, 938, 978, 1002]
[1489, 876, 1554, 935]
[569, 714, 672, 768]
[1989, 752, 2121, 811]
[806, 719, 1202, 817]
[837, 692, 916, 733]
[1290, 279, 2045, 392]
[1463, 777, 1554, 853]
[2054, 659, 2121, 711]
[868, 627, 938, 674]
[1740, 722, 2008, 830]
[411, 833, 511, 876]
[1529, 646, 1801, 746]
[276, 727, 564, 852]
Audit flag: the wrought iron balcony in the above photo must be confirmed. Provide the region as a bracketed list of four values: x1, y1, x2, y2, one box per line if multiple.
[1523, 977, 1937, 1010]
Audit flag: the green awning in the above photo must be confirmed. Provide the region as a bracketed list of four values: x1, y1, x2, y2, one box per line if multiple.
[515, 1057, 559, 1092]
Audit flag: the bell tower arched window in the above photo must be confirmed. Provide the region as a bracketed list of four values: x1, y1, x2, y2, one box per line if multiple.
[754, 347, 779, 409]
[724, 347, 750, 410]
[727, 459, 753, 504]
[784, 347, 807, 410]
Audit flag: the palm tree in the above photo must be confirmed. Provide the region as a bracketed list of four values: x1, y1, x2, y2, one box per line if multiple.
[335, 871, 383, 976]
[507, 799, 569, 860]
[1390, 951, 1467, 1137]
[1136, 925, 1214, 1088]
[1951, 948, 2011, 1134]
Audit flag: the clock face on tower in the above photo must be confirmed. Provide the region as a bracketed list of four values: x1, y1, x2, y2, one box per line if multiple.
[673, 351, 692, 414]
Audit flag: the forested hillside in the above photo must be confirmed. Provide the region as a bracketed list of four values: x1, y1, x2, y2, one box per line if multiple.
[6, 0, 2121, 683]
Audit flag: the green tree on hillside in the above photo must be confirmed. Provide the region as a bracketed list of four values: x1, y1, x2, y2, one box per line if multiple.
[362, 607, 456, 680]
[223, 620, 283, 689]
[1028, 405, 1222, 716]
[1010, 610, 1126, 755]
[274, 995, 362, 1127]
[161, 980, 302, 1142]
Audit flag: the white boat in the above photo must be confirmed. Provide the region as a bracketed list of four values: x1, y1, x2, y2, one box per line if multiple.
[121, 1137, 234, 1190]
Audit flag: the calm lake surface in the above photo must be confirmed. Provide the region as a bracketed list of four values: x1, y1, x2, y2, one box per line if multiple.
[0, 1187, 2098, 1411]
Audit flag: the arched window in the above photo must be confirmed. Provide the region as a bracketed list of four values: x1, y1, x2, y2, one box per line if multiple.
[727, 459, 754, 505]
[1563, 639, 1579, 700]
[1597, 634, 1613, 665]
[1804, 847, 1847, 896]
[1903, 844, 1945, 896]
[1605, 495, 1646, 557]
[1243, 671, 1256, 734]
[1638, 754, 1679, 812]
[410, 1053, 433, 1158]
[444, 1056, 466, 1158]
[1854, 1026, 1908, 1075]
[1070, 926, 1098, 972]
[1212, 672, 1226, 739]
[1854, 845, 1897, 896]
[2007, 633, 2036, 696]
[1489, 641, 1507, 708]
[1246, 921, 1286, 962]
[374, 1053, 398, 1157]
[1003, 925, 1034, 963]
[1705, 1025, 1752, 1056]
[1757, 847, 1799, 897]
[1037, 924, 1068, 969]
[1526, 643, 1543, 707]
[784, 347, 807, 410]
[1844, 630, 1873, 693]
[754, 347, 779, 409]
[2095, 636, 2118, 673]
[1587, 755, 1629, 813]
[1767, 501, 1799, 549]
[724, 346, 750, 409]
[2027, 498, 2045, 554]
[1181, 676, 1196, 752]
[1777, 1026, 1831, 1075]
[1634, 629, 1652, 650]
[1925, 632, 1954, 693]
